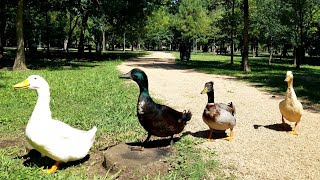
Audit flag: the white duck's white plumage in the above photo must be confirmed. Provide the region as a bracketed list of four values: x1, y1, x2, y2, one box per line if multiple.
[14, 75, 96, 173]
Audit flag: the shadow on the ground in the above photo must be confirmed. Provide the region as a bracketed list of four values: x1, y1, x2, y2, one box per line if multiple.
[124, 58, 193, 71]
[254, 123, 292, 132]
[0, 51, 147, 70]
[17, 149, 90, 170]
[126, 137, 181, 149]
[187, 130, 228, 140]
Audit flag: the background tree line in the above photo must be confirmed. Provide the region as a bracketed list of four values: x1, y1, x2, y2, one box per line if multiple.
[0, 0, 319, 70]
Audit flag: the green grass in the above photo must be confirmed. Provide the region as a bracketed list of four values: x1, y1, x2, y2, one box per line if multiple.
[163, 136, 220, 180]
[173, 52, 320, 105]
[0, 51, 223, 179]
[0, 52, 147, 179]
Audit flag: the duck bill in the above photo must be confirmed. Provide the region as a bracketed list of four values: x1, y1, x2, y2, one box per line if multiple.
[119, 72, 131, 79]
[13, 79, 30, 89]
[201, 87, 208, 94]
[284, 77, 290, 82]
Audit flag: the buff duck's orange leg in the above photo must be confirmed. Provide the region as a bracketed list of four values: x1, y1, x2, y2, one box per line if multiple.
[281, 115, 286, 129]
[208, 128, 214, 142]
[224, 128, 233, 141]
[288, 122, 298, 135]
[42, 161, 60, 174]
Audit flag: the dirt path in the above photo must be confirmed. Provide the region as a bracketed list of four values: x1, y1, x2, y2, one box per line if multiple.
[117, 51, 320, 180]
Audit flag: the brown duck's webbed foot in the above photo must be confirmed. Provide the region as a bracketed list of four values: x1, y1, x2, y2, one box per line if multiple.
[208, 128, 214, 142]
[129, 133, 152, 151]
[223, 128, 233, 141]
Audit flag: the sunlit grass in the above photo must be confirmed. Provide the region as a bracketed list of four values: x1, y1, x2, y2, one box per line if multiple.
[0, 54, 145, 179]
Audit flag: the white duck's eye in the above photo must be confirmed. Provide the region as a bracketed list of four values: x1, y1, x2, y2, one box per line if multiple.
[34, 77, 37, 80]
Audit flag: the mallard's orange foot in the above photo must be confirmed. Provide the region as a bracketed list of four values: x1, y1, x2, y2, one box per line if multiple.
[288, 131, 298, 135]
[129, 146, 144, 151]
[208, 138, 214, 142]
[223, 137, 233, 141]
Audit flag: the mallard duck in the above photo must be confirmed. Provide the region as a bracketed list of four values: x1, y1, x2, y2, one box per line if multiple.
[14, 75, 97, 174]
[279, 71, 303, 135]
[119, 68, 192, 150]
[201, 81, 236, 142]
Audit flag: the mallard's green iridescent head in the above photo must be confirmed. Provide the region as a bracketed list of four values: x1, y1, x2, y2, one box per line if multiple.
[119, 68, 149, 91]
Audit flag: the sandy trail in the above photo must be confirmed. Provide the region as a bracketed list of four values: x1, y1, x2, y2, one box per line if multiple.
[117, 51, 320, 180]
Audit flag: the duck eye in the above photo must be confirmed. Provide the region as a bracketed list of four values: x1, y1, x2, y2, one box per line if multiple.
[34, 77, 37, 80]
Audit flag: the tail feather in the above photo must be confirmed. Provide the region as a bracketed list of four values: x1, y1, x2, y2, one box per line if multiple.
[182, 110, 192, 122]
[88, 126, 97, 143]
[227, 102, 236, 116]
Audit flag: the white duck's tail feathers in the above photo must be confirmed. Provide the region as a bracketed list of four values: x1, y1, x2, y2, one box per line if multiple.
[88, 126, 97, 139]
[90, 126, 97, 134]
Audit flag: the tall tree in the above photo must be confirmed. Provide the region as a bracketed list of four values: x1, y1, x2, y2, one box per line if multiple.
[145, 6, 173, 50]
[13, 0, 27, 70]
[241, 0, 250, 71]
[174, 0, 211, 59]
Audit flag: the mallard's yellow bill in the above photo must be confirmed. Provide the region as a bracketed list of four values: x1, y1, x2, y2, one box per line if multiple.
[13, 79, 29, 89]
[201, 87, 208, 94]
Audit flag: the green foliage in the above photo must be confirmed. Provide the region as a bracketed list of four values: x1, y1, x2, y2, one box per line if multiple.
[174, 0, 211, 42]
[144, 6, 173, 47]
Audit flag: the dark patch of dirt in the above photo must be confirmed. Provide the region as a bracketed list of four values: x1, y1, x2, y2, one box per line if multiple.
[0, 135, 27, 149]
[101, 142, 173, 179]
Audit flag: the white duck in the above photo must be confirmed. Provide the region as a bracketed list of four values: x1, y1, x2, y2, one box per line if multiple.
[279, 71, 303, 135]
[14, 75, 97, 174]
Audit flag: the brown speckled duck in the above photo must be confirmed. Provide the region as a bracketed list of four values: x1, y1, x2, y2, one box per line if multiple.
[201, 81, 236, 141]
[279, 71, 303, 135]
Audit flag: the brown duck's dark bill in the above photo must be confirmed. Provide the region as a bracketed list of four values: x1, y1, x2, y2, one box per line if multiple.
[119, 72, 131, 79]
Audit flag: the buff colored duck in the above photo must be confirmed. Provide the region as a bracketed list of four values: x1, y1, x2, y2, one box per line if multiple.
[279, 71, 303, 135]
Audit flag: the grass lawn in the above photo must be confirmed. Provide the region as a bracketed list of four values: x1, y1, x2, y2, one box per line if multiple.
[0, 51, 219, 179]
[172, 52, 320, 107]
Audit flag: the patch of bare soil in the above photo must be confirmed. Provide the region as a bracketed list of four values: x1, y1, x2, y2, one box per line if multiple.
[117, 51, 320, 180]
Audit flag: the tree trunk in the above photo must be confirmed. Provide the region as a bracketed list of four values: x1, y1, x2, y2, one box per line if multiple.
[45, 1, 50, 55]
[252, 46, 256, 58]
[67, 13, 80, 53]
[131, 40, 134, 51]
[123, 33, 125, 51]
[230, 0, 235, 64]
[269, 45, 273, 65]
[295, 45, 304, 69]
[78, 10, 89, 55]
[13, 0, 27, 70]
[102, 30, 106, 52]
[241, 0, 250, 71]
